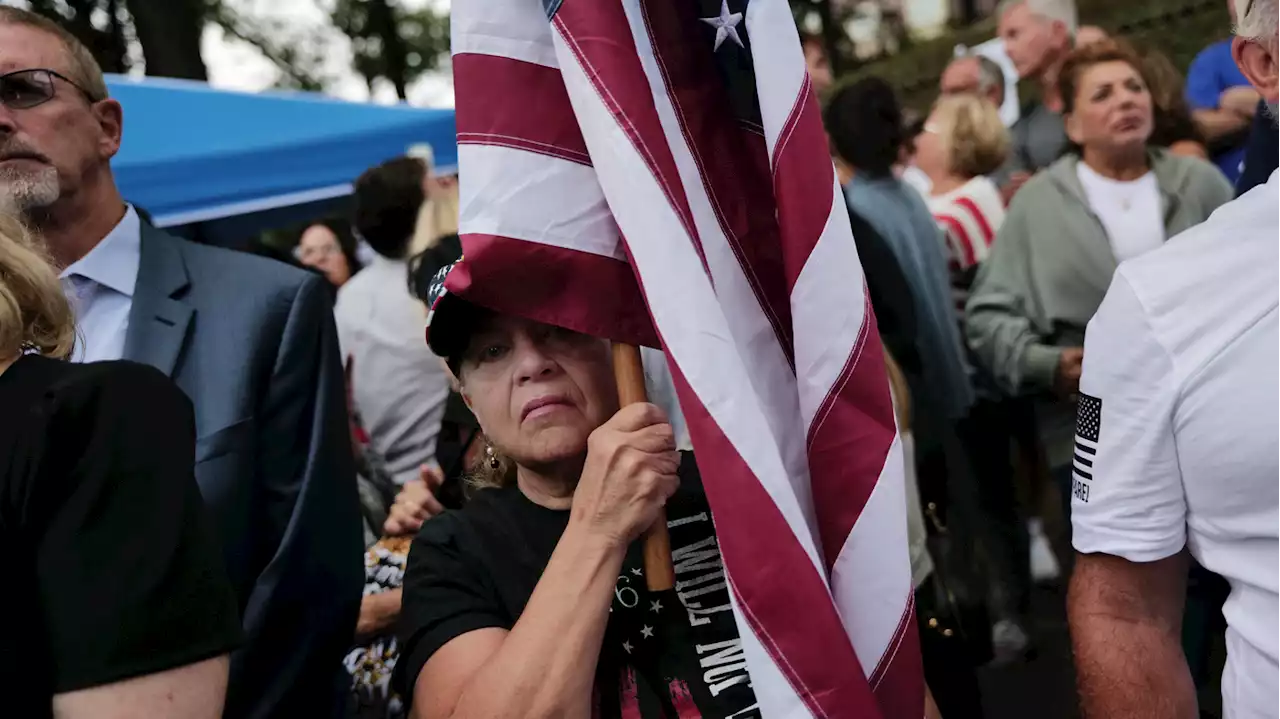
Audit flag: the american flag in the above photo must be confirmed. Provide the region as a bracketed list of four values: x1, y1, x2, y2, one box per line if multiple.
[1073, 393, 1101, 502]
[447, 0, 921, 716]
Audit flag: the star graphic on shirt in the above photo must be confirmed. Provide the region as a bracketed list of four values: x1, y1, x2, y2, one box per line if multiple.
[622, 639, 634, 654]
[631, 567, 643, 576]
[650, 599, 663, 613]
[641, 625, 655, 639]
[700, 0, 744, 51]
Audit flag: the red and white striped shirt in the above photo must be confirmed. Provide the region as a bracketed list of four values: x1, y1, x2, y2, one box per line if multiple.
[928, 176, 1005, 317]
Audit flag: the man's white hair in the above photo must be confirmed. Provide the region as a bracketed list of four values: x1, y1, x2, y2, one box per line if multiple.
[1235, 0, 1279, 47]
[997, 0, 1079, 35]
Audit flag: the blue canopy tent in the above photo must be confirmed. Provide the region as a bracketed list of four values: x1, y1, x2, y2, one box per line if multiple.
[105, 74, 456, 247]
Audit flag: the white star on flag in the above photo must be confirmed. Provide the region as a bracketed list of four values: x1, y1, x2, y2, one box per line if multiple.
[641, 625, 655, 639]
[700, 0, 744, 51]
[649, 600, 663, 613]
[631, 567, 643, 576]
[622, 640, 634, 654]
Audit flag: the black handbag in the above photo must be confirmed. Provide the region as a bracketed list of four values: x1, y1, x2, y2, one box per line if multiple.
[917, 500, 994, 667]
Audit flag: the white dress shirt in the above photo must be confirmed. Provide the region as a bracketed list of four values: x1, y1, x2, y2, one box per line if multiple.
[336, 254, 451, 485]
[60, 207, 141, 363]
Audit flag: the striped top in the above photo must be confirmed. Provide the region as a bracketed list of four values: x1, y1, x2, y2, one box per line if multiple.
[928, 176, 1005, 318]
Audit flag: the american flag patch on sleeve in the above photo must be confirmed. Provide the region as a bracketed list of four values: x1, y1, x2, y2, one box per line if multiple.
[1072, 394, 1102, 501]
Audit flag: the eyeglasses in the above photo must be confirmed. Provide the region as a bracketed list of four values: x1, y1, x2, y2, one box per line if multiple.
[0, 68, 99, 110]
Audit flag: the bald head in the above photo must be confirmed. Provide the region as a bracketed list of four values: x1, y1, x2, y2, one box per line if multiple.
[941, 55, 1006, 108]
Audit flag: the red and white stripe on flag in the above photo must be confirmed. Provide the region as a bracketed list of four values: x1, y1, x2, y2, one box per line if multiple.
[450, 0, 922, 716]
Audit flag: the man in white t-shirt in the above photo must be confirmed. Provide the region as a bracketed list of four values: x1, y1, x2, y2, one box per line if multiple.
[1067, 2, 1279, 716]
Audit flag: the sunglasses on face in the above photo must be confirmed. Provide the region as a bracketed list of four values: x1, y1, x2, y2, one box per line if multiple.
[0, 68, 98, 110]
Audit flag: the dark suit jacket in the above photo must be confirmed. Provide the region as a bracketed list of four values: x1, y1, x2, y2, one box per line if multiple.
[1236, 100, 1278, 197]
[124, 223, 364, 718]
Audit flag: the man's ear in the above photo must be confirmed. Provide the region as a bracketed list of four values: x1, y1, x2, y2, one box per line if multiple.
[94, 98, 124, 160]
[1053, 20, 1074, 53]
[1233, 36, 1280, 104]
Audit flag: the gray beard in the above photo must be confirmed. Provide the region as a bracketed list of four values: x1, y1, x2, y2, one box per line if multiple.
[0, 165, 60, 215]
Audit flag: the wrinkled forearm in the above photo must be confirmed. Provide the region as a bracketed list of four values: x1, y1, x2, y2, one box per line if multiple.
[1193, 108, 1250, 144]
[447, 524, 624, 719]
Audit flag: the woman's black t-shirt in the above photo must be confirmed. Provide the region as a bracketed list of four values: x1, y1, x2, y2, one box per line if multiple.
[396, 453, 761, 717]
[0, 355, 242, 717]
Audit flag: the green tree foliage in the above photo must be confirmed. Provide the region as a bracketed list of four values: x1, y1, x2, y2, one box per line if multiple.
[331, 0, 450, 99]
[21, 0, 450, 99]
[44, 0, 204, 79]
[834, 0, 1227, 112]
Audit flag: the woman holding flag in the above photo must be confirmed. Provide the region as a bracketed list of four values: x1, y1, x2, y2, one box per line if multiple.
[393, 259, 760, 717]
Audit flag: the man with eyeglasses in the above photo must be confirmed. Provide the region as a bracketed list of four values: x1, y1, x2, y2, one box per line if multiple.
[1066, 0, 1279, 716]
[0, 8, 363, 719]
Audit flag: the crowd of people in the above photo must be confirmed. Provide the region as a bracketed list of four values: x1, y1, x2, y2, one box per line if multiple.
[0, 0, 1276, 717]
[811, 1, 1277, 716]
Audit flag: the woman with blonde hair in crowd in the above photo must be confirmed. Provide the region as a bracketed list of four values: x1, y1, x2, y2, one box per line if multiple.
[915, 92, 1009, 320]
[0, 213, 242, 718]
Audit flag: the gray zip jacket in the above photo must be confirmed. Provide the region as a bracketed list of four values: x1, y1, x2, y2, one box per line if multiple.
[965, 148, 1233, 396]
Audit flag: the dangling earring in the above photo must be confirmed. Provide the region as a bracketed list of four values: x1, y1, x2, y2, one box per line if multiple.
[486, 442, 500, 470]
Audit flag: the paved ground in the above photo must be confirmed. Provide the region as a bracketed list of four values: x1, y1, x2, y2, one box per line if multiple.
[977, 583, 1081, 719]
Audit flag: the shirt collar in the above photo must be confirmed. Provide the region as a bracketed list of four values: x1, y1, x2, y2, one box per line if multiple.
[370, 253, 407, 268]
[60, 205, 142, 298]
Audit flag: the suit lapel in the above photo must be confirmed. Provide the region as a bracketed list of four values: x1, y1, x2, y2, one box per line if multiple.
[124, 224, 193, 377]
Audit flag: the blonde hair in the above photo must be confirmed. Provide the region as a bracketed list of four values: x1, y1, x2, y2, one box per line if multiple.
[408, 180, 461, 257]
[883, 349, 911, 433]
[0, 214, 75, 360]
[932, 94, 1010, 178]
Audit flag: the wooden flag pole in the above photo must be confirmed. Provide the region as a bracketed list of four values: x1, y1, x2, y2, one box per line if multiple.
[611, 342, 676, 591]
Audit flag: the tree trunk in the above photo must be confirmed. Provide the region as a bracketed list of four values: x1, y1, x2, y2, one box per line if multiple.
[368, 0, 410, 100]
[27, 0, 128, 74]
[815, 0, 843, 76]
[105, 0, 130, 73]
[127, 0, 208, 80]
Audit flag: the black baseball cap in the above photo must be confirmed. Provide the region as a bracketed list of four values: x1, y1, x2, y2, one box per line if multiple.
[423, 258, 484, 370]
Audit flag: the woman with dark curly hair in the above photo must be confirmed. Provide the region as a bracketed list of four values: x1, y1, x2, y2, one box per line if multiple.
[296, 217, 363, 289]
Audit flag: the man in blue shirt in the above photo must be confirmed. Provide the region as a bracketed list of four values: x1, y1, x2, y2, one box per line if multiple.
[1236, 99, 1278, 195]
[1186, 38, 1260, 183]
